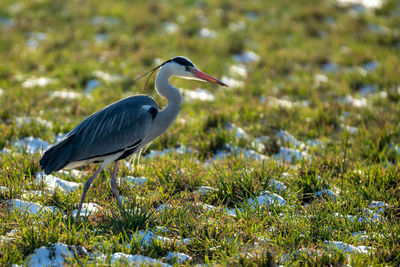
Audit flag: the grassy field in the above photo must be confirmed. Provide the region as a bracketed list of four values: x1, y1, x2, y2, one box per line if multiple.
[1, 0, 400, 265]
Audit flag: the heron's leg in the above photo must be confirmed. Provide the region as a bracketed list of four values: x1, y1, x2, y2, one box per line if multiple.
[110, 161, 123, 210]
[76, 166, 103, 219]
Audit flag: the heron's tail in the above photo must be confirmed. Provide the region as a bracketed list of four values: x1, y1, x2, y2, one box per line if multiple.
[39, 135, 74, 175]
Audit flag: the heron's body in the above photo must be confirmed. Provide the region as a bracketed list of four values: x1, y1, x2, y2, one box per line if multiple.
[39, 56, 226, 217]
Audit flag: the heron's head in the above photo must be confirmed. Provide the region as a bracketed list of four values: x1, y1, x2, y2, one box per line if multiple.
[163, 56, 227, 86]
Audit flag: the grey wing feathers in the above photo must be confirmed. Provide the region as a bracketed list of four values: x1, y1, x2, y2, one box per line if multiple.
[40, 95, 158, 174]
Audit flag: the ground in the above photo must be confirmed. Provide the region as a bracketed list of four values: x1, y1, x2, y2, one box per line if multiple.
[0, 0, 399, 265]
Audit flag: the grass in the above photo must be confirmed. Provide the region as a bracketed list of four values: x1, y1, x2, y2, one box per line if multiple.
[1, 0, 400, 265]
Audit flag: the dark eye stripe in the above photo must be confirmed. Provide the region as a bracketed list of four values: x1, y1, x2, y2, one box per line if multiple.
[172, 57, 194, 67]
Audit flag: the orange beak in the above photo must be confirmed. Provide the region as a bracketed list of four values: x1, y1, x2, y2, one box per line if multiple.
[191, 69, 228, 87]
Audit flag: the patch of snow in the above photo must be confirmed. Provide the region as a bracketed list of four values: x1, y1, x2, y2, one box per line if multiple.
[163, 22, 178, 34]
[351, 231, 369, 241]
[307, 139, 324, 148]
[324, 240, 372, 254]
[267, 97, 294, 109]
[0, 17, 15, 27]
[233, 51, 259, 64]
[247, 191, 287, 207]
[321, 62, 340, 73]
[9, 199, 58, 215]
[94, 33, 108, 43]
[92, 70, 125, 83]
[22, 190, 43, 198]
[1, 186, 7, 192]
[72, 203, 100, 217]
[337, 0, 383, 9]
[315, 189, 339, 201]
[368, 201, 387, 213]
[91, 16, 121, 26]
[368, 23, 390, 34]
[12, 137, 50, 154]
[157, 204, 174, 212]
[314, 74, 329, 85]
[195, 186, 218, 195]
[57, 169, 83, 179]
[165, 252, 192, 263]
[27, 32, 47, 49]
[274, 147, 308, 163]
[363, 61, 379, 71]
[342, 124, 359, 134]
[50, 90, 82, 100]
[22, 77, 55, 88]
[199, 28, 217, 38]
[111, 253, 171, 267]
[276, 130, 305, 148]
[226, 123, 249, 139]
[120, 176, 148, 186]
[220, 76, 244, 88]
[15, 117, 53, 128]
[182, 88, 214, 101]
[229, 21, 246, 31]
[268, 179, 287, 192]
[246, 12, 259, 20]
[133, 230, 175, 246]
[27, 243, 87, 267]
[84, 79, 101, 94]
[359, 85, 377, 97]
[144, 144, 193, 158]
[230, 64, 247, 78]
[35, 171, 81, 193]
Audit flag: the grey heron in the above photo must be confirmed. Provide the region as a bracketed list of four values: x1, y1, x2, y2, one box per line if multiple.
[40, 56, 227, 217]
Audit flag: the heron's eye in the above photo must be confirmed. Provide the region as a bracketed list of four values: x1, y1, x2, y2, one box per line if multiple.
[185, 66, 191, 71]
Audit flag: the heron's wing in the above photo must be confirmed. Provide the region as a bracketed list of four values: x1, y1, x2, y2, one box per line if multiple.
[68, 95, 158, 162]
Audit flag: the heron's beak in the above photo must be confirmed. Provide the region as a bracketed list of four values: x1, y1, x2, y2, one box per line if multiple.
[191, 69, 228, 87]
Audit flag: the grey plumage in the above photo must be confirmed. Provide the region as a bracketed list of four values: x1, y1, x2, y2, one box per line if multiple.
[39, 56, 226, 218]
[40, 95, 158, 174]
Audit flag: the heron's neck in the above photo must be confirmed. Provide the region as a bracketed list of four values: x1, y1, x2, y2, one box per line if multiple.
[154, 67, 182, 131]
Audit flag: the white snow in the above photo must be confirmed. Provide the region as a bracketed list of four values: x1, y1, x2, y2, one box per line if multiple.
[133, 230, 174, 246]
[92, 70, 125, 83]
[340, 95, 367, 107]
[314, 74, 329, 84]
[195, 186, 218, 195]
[144, 144, 193, 158]
[22, 77, 55, 88]
[72, 203, 100, 217]
[226, 123, 249, 139]
[321, 62, 340, 73]
[84, 79, 100, 93]
[163, 22, 178, 34]
[314, 189, 339, 201]
[182, 88, 215, 101]
[336, 0, 383, 9]
[9, 199, 58, 215]
[233, 51, 259, 64]
[27, 243, 87, 267]
[22, 190, 43, 198]
[15, 117, 53, 128]
[229, 64, 248, 78]
[274, 147, 308, 163]
[307, 139, 324, 148]
[266, 97, 294, 109]
[324, 240, 372, 254]
[199, 28, 217, 38]
[359, 85, 377, 96]
[247, 191, 287, 207]
[368, 201, 387, 213]
[268, 179, 287, 192]
[363, 61, 379, 71]
[50, 90, 82, 100]
[165, 252, 192, 263]
[57, 169, 83, 179]
[157, 204, 174, 212]
[120, 176, 148, 186]
[229, 21, 246, 31]
[276, 130, 305, 149]
[35, 172, 81, 193]
[12, 137, 50, 154]
[0, 186, 7, 192]
[342, 124, 359, 134]
[220, 76, 244, 88]
[111, 253, 171, 267]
